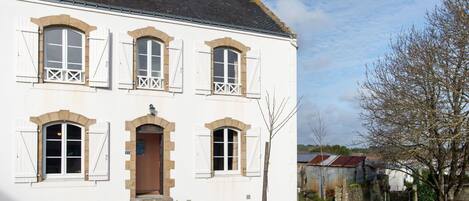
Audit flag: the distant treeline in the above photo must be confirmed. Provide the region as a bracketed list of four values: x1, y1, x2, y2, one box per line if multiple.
[298, 144, 369, 156]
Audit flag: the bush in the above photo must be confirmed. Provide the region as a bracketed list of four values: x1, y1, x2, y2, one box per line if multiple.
[416, 182, 435, 201]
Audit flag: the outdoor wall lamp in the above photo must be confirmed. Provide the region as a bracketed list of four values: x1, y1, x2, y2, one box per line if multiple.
[149, 104, 157, 116]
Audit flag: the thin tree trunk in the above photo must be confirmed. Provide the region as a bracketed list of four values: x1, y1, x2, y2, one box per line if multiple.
[435, 183, 446, 201]
[262, 141, 271, 201]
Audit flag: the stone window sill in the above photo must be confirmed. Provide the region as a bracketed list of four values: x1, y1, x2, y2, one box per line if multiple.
[31, 179, 97, 188]
[29, 82, 97, 93]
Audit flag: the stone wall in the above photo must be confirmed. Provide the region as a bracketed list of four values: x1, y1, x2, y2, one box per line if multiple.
[334, 180, 387, 201]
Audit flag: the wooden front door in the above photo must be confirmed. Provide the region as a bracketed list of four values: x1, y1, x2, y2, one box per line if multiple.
[136, 133, 162, 195]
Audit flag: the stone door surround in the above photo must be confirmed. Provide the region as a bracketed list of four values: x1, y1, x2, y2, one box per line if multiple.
[125, 115, 175, 200]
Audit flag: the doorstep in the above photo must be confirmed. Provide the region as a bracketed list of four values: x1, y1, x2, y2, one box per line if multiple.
[135, 194, 173, 201]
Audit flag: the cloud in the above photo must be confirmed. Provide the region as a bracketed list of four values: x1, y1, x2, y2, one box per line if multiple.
[264, 0, 441, 146]
[268, 0, 331, 44]
[268, 0, 440, 73]
[339, 89, 360, 108]
[297, 98, 365, 146]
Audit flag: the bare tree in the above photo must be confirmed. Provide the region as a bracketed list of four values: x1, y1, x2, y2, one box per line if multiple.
[309, 112, 328, 199]
[257, 91, 301, 201]
[360, 1, 468, 201]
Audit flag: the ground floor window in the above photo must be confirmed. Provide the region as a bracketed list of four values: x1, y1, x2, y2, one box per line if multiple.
[44, 122, 83, 178]
[213, 128, 240, 173]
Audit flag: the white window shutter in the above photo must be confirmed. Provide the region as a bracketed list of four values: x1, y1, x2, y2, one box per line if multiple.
[194, 127, 212, 178]
[246, 49, 261, 99]
[118, 33, 134, 89]
[245, 127, 261, 177]
[16, 17, 39, 83]
[195, 42, 212, 95]
[88, 121, 110, 181]
[168, 39, 183, 93]
[89, 28, 110, 88]
[14, 120, 38, 183]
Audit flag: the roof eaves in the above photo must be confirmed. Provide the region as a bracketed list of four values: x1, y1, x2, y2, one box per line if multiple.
[250, 0, 296, 38]
[41, 0, 292, 38]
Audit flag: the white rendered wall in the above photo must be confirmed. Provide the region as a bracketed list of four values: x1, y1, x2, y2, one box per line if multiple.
[0, 0, 298, 201]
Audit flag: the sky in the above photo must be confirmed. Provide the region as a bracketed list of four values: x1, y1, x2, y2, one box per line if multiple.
[264, 0, 441, 146]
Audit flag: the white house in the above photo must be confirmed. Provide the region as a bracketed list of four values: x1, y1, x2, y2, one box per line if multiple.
[0, 0, 298, 201]
[386, 169, 414, 192]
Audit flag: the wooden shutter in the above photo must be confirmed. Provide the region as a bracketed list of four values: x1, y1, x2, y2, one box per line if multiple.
[14, 120, 38, 183]
[16, 17, 39, 83]
[168, 39, 184, 93]
[245, 127, 261, 177]
[246, 49, 261, 99]
[195, 42, 212, 95]
[194, 127, 212, 178]
[89, 28, 110, 88]
[88, 121, 110, 181]
[118, 33, 134, 89]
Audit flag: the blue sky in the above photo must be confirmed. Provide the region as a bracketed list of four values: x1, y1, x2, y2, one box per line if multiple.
[264, 0, 441, 146]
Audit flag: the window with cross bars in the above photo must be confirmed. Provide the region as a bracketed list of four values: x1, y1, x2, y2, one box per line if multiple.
[136, 37, 164, 90]
[213, 128, 240, 174]
[213, 47, 240, 95]
[44, 122, 83, 178]
[44, 27, 84, 83]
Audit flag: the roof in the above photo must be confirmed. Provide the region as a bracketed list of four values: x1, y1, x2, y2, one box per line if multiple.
[44, 0, 294, 37]
[308, 155, 366, 168]
[309, 154, 331, 165]
[330, 156, 366, 168]
[298, 153, 317, 163]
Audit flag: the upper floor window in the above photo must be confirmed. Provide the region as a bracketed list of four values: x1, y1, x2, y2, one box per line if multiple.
[137, 37, 164, 90]
[44, 27, 85, 84]
[213, 128, 240, 174]
[213, 47, 241, 95]
[44, 122, 83, 179]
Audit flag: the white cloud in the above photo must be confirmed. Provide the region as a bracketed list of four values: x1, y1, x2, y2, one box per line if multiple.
[264, 0, 441, 146]
[269, 0, 331, 44]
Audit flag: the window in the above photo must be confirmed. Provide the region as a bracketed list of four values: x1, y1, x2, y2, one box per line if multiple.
[137, 37, 164, 90]
[44, 27, 85, 83]
[44, 123, 83, 178]
[213, 128, 240, 173]
[213, 47, 240, 95]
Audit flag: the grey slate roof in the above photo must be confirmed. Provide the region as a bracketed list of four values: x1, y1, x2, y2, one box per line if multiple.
[45, 0, 293, 37]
